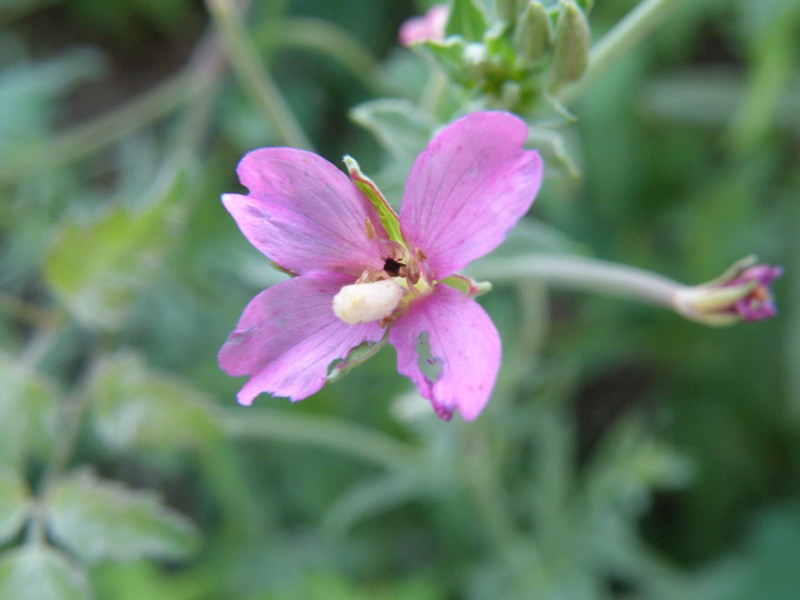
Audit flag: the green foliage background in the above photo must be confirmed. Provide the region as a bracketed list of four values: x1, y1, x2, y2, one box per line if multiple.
[0, 0, 797, 598]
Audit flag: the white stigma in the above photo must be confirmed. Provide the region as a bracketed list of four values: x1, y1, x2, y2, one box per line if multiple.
[332, 279, 405, 325]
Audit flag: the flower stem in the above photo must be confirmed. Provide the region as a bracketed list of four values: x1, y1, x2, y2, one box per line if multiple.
[255, 17, 380, 91]
[560, 0, 685, 104]
[205, 0, 314, 150]
[470, 254, 684, 309]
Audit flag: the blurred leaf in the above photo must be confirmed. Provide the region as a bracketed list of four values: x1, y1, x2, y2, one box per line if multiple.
[0, 356, 60, 467]
[731, 503, 800, 600]
[0, 545, 91, 600]
[728, 0, 800, 152]
[322, 474, 423, 535]
[416, 38, 472, 86]
[584, 414, 694, 513]
[86, 351, 220, 451]
[0, 48, 104, 163]
[43, 170, 186, 330]
[446, 0, 488, 42]
[45, 469, 200, 563]
[255, 569, 441, 600]
[350, 99, 434, 160]
[92, 560, 210, 600]
[0, 468, 30, 544]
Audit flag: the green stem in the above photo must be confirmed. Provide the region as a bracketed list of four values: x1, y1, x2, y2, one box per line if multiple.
[560, 0, 685, 104]
[205, 0, 314, 150]
[220, 408, 418, 471]
[256, 17, 380, 91]
[167, 36, 228, 160]
[469, 254, 684, 309]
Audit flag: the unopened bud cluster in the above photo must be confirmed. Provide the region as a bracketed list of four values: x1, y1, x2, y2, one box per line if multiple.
[405, 0, 591, 113]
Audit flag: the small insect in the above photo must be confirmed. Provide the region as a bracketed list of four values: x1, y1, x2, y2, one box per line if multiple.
[383, 257, 405, 276]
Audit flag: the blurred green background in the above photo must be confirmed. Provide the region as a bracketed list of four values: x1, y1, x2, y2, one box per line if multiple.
[0, 0, 797, 598]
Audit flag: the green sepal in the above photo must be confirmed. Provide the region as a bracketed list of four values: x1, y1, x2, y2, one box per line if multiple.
[446, 0, 489, 42]
[327, 331, 390, 383]
[344, 155, 406, 246]
[443, 273, 492, 298]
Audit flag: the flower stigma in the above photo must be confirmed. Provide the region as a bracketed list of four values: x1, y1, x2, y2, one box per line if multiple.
[333, 279, 405, 325]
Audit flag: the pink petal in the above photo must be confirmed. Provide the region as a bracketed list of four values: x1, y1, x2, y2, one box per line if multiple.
[400, 112, 543, 279]
[399, 4, 449, 46]
[224, 148, 388, 276]
[219, 272, 385, 405]
[390, 285, 500, 421]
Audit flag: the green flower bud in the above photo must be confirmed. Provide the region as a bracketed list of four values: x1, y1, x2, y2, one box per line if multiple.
[551, 0, 591, 88]
[513, 1, 551, 66]
[462, 42, 489, 81]
[496, 0, 528, 22]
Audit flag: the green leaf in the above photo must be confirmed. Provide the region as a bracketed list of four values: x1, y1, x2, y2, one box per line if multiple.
[45, 469, 200, 563]
[0, 545, 91, 600]
[343, 155, 405, 246]
[86, 352, 221, 452]
[350, 99, 434, 160]
[0, 356, 60, 468]
[43, 171, 186, 330]
[0, 469, 30, 544]
[445, 0, 488, 42]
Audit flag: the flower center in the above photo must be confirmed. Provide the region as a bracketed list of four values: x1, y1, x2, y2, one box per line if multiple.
[332, 247, 432, 326]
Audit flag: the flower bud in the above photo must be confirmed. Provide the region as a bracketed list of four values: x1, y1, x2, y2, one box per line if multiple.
[551, 0, 591, 88]
[514, 1, 551, 66]
[333, 279, 405, 325]
[399, 4, 449, 46]
[673, 258, 783, 326]
[496, 0, 529, 22]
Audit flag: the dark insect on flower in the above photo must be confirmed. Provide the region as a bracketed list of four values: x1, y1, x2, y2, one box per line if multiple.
[383, 257, 405, 276]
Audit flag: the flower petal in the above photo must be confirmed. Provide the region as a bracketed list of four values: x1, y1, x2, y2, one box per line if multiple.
[223, 148, 388, 276]
[390, 285, 500, 421]
[219, 272, 384, 405]
[400, 112, 543, 278]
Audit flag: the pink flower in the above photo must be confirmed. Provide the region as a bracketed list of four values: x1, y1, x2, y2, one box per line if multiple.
[399, 4, 449, 46]
[218, 112, 543, 421]
[721, 263, 782, 321]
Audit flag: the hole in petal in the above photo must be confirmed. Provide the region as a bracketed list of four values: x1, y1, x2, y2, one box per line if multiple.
[415, 331, 442, 384]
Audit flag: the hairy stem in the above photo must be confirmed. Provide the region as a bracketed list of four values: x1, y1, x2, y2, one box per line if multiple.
[470, 255, 683, 310]
[206, 0, 314, 150]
